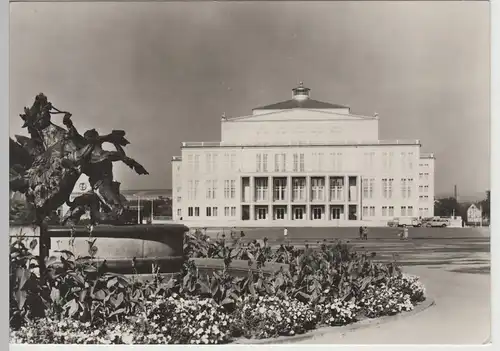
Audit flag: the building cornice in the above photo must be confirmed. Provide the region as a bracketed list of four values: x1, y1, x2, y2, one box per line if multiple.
[181, 140, 421, 149]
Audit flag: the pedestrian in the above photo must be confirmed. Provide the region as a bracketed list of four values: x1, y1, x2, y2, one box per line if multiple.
[402, 225, 409, 240]
[283, 227, 288, 238]
[359, 226, 364, 240]
[362, 226, 368, 240]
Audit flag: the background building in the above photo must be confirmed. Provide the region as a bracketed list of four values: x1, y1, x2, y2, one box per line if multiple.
[172, 83, 435, 227]
[467, 204, 483, 225]
[59, 175, 172, 224]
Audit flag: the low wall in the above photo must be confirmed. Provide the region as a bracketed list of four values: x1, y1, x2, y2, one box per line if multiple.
[9, 223, 189, 275]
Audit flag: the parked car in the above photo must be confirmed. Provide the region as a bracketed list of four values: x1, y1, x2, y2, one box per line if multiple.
[388, 217, 422, 227]
[424, 217, 450, 228]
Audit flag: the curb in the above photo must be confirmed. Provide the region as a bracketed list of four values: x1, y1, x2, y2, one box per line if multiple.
[233, 297, 436, 344]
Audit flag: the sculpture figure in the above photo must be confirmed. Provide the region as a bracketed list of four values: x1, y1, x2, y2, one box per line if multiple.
[9, 93, 149, 226]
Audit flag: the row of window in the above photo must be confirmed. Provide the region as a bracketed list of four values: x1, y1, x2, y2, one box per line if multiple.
[185, 206, 237, 217]
[186, 178, 431, 202]
[187, 180, 236, 200]
[419, 173, 430, 180]
[186, 153, 237, 173]
[254, 151, 419, 173]
[419, 185, 430, 192]
[184, 152, 428, 174]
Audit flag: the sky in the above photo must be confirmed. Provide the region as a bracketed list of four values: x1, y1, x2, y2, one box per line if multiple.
[9, 1, 490, 200]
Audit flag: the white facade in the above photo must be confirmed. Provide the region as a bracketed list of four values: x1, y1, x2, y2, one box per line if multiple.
[467, 204, 482, 224]
[172, 83, 436, 227]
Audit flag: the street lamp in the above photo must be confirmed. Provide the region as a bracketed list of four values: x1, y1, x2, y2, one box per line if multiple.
[136, 195, 141, 224]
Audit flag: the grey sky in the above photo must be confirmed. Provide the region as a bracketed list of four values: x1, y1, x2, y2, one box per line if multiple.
[10, 1, 490, 199]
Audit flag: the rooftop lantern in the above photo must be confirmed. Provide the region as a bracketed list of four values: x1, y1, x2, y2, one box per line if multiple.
[292, 82, 310, 101]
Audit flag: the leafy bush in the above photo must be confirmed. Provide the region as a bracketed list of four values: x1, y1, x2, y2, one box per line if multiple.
[10, 227, 428, 344]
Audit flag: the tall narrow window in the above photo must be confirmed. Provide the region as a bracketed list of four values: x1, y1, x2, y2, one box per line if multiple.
[194, 180, 199, 200]
[230, 180, 236, 199]
[255, 178, 268, 201]
[230, 153, 236, 170]
[206, 153, 212, 173]
[274, 178, 287, 201]
[263, 154, 268, 172]
[369, 206, 375, 216]
[299, 154, 305, 172]
[408, 178, 413, 198]
[388, 179, 394, 198]
[224, 180, 230, 199]
[363, 206, 369, 217]
[293, 154, 299, 172]
[401, 178, 407, 198]
[256, 154, 262, 172]
[311, 178, 325, 201]
[194, 154, 200, 172]
[363, 178, 369, 199]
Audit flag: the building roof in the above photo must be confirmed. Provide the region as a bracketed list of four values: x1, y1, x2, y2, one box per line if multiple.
[253, 98, 348, 111]
[253, 82, 348, 110]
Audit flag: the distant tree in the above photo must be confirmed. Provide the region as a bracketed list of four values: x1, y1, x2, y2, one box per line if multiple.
[434, 197, 463, 218]
[140, 197, 172, 218]
[477, 190, 490, 219]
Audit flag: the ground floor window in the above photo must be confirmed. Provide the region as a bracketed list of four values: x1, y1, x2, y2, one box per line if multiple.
[293, 207, 304, 220]
[382, 206, 387, 217]
[177, 209, 182, 217]
[188, 207, 193, 216]
[362, 206, 369, 217]
[231, 206, 236, 216]
[256, 207, 268, 220]
[194, 207, 199, 216]
[331, 206, 342, 219]
[275, 207, 286, 220]
[388, 206, 394, 217]
[408, 206, 413, 216]
[401, 206, 407, 216]
[224, 206, 230, 216]
[242, 206, 250, 220]
[206, 207, 211, 217]
[312, 207, 323, 220]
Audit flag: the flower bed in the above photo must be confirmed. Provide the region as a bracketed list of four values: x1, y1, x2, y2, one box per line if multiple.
[10, 229, 427, 344]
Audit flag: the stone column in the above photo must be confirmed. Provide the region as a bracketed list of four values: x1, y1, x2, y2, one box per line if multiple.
[250, 176, 255, 220]
[306, 176, 311, 220]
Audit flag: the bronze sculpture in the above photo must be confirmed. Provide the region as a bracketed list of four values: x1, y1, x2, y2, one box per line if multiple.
[10, 93, 149, 226]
